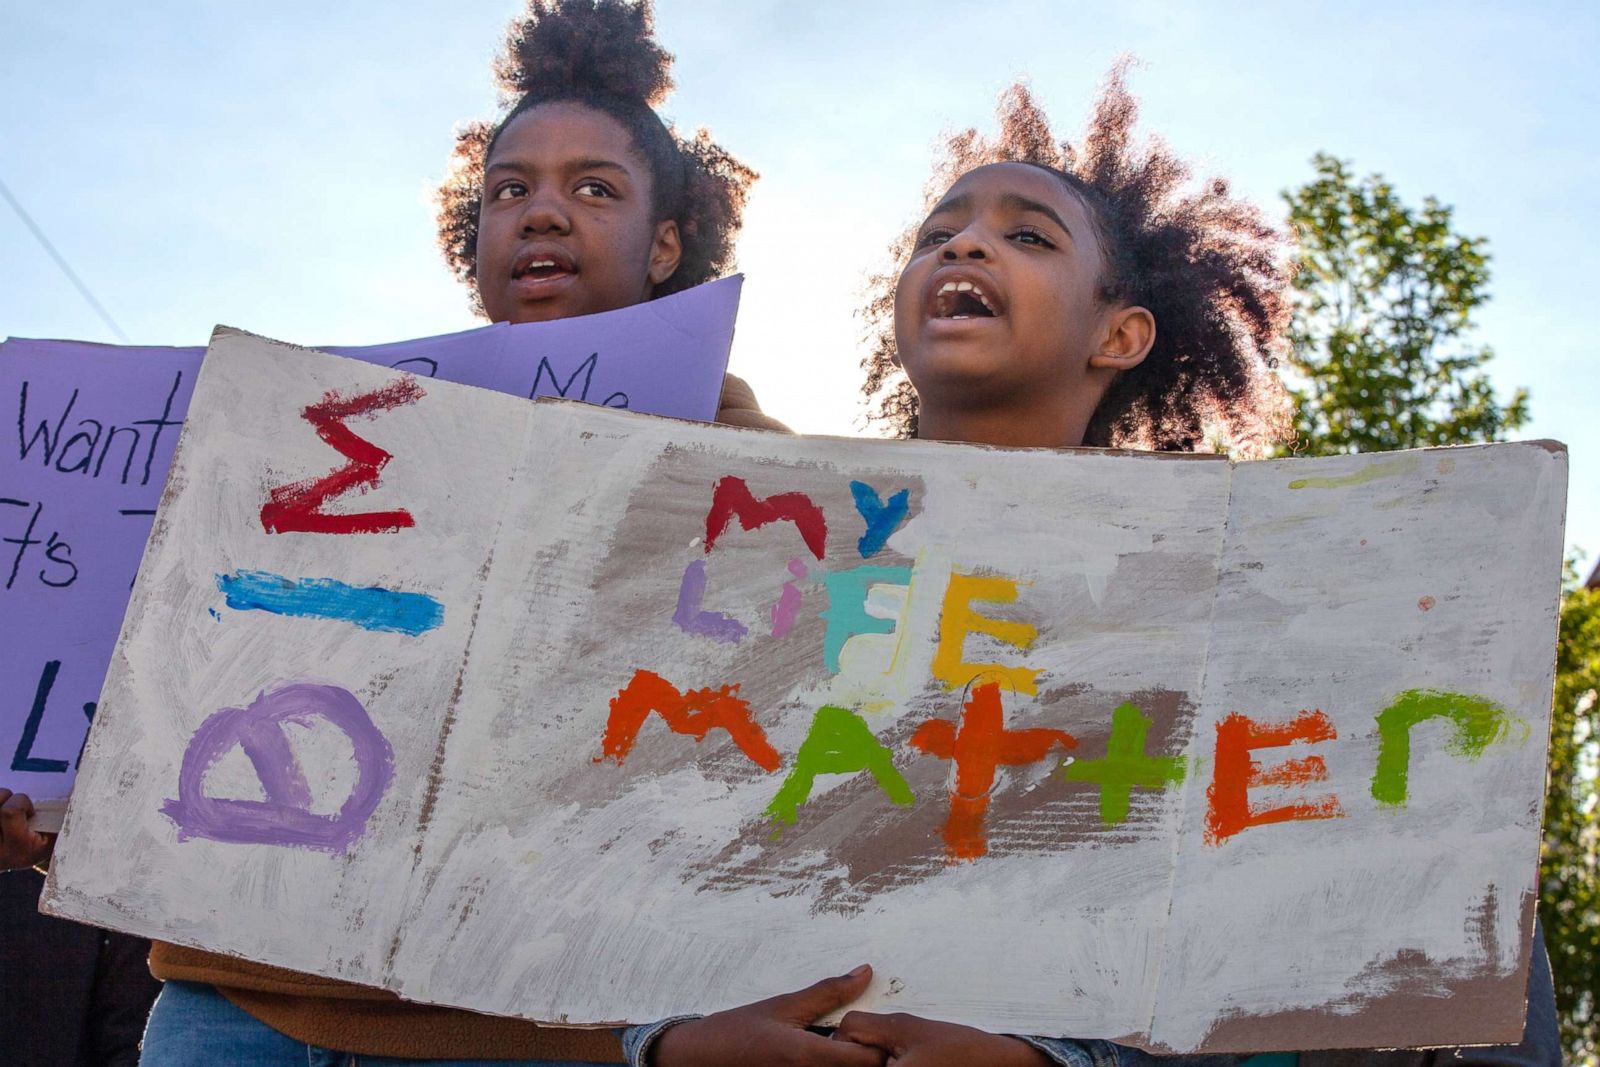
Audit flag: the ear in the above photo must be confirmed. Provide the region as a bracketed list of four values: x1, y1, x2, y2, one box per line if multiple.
[647, 219, 683, 287]
[1087, 305, 1155, 373]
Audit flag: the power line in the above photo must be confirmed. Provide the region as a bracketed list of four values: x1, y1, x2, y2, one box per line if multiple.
[0, 173, 130, 342]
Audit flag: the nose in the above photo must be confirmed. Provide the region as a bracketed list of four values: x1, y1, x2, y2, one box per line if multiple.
[518, 187, 570, 236]
[940, 225, 991, 261]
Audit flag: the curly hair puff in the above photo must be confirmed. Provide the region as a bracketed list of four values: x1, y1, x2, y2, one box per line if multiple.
[861, 62, 1294, 457]
[436, 0, 755, 315]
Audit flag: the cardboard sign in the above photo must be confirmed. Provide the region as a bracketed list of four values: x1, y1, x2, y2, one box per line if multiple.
[44, 331, 1565, 1052]
[1, 276, 740, 823]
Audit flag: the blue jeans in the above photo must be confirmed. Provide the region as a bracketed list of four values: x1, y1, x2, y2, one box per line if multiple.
[141, 981, 619, 1066]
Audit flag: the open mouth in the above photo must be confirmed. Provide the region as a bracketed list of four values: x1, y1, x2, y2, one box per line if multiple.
[512, 249, 578, 281]
[514, 259, 573, 280]
[933, 279, 998, 319]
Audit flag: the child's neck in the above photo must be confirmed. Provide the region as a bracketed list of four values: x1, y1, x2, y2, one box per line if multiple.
[916, 404, 1091, 451]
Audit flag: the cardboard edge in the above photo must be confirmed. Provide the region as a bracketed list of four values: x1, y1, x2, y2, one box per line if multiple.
[29, 797, 68, 834]
[525, 396, 1233, 459]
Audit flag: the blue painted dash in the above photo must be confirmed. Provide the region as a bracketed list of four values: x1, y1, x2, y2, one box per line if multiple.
[216, 570, 444, 636]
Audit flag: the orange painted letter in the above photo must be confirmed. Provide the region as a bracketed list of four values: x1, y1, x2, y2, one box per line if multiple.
[910, 681, 1075, 860]
[1204, 710, 1343, 846]
[600, 669, 781, 772]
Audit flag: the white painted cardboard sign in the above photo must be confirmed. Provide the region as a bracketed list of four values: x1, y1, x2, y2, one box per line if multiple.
[44, 329, 1567, 1053]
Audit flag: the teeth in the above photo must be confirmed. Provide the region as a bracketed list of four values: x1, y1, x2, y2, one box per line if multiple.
[518, 258, 564, 278]
[936, 278, 996, 314]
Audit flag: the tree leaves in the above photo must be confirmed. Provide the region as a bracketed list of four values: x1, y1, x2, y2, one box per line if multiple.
[1282, 154, 1526, 455]
[1284, 153, 1594, 1064]
[1545, 573, 1600, 1065]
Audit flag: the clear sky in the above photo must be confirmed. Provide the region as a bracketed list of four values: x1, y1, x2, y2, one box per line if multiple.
[3, 1, 1596, 562]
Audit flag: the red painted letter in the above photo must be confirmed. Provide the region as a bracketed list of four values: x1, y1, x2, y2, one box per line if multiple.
[1205, 710, 1343, 846]
[260, 378, 426, 535]
[703, 476, 827, 560]
[599, 669, 781, 772]
[910, 681, 1076, 861]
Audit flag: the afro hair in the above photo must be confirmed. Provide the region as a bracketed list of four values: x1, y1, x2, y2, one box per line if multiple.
[437, 0, 755, 315]
[861, 62, 1294, 456]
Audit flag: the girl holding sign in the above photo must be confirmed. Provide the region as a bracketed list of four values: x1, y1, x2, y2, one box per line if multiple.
[802, 68, 1556, 1067]
[135, 3, 817, 1066]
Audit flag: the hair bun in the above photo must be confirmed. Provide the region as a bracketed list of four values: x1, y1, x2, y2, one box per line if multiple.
[494, 0, 673, 107]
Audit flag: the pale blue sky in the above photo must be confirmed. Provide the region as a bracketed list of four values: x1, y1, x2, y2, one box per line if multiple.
[3, 1, 1596, 560]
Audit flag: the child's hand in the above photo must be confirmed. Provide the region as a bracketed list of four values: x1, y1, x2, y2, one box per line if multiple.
[652, 965, 885, 1067]
[832, 1012, 1054, 1067]
[0, 789, 55, 871]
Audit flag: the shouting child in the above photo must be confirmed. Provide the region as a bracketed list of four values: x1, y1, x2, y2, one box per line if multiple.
[816, 66, 1560, 1067]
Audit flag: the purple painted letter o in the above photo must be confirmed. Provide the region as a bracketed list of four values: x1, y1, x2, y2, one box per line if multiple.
[162, 683, 394, 852]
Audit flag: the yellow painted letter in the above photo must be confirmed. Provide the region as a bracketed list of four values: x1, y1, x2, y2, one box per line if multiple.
[932, 572, 1039, 694]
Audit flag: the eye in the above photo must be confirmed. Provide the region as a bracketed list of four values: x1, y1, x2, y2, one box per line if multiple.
[575, 180, 616, 199]
[491, 181, 527, 201]
[1010, 226, 1055, 248]
[915, 228, 953, 250]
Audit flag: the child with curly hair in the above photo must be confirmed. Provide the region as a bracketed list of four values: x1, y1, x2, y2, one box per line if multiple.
[776, 66, 1554, 1067]
[857, 68, 1291, 458]
[131, 3, 805, 1063]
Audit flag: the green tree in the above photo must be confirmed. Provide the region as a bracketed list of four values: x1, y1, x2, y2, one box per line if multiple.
[1546, 569, 1600, 1065]
[1284, 157, 1596, 1064]
[1284, 153, 1528, 454]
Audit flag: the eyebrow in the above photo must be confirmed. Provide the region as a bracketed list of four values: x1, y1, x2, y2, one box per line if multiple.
[923, 191, 1074, 240]
[567, 158, 632, 176]
[483, 158, 634, 178]
[1000, 193, 1073, 239]
[925, 192, 971, 220]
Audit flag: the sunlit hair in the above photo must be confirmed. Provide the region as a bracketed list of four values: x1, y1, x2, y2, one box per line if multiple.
[861, 63, 1294, 456]
[436, 0, 755, 315]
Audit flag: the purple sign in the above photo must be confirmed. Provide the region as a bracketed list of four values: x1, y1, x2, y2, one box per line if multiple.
[162, 683, 393, 852]
[2, 276, 741, 804]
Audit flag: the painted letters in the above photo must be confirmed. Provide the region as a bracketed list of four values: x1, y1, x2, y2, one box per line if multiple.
[1371, 689, 1518, 806]
[1205, 710, 1344, 846]
[819, 565, 913, 673]
[1059, 703, 1186, 826]
[931, 572, 1040, 695]
[850, 480, 910, 558]
[162, 683, 394, 852]
[702, 476, 827, 560]
[672, 559, 748, 643]
[259, 378, 425, 535]
[767, 704, 914, 823]
[601, 669, 781, 772]
[911, 681, 1076, 860]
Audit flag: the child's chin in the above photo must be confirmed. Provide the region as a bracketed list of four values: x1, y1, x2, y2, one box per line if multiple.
[904, 345, 1016, 393]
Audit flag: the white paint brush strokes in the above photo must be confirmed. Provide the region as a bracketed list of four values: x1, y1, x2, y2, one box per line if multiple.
[43, 333, 1566, 1053]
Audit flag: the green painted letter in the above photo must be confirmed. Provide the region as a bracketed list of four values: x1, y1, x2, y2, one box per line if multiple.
[766, 705, 914, 823]
[1371, 689, 1516, 807]
[1060, 703, 1187, 825]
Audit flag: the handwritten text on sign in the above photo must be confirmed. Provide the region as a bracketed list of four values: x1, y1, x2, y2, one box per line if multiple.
[1, 276, 739, 807]
[44, 333, 1565, 1054]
